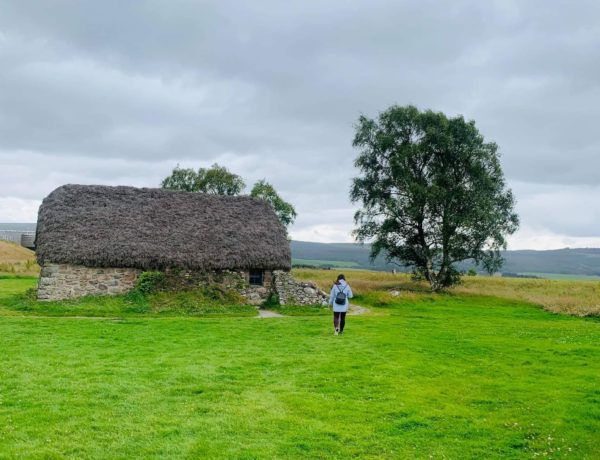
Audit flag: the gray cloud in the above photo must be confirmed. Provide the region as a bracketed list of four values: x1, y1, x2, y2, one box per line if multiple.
[0, 0, 599, 246]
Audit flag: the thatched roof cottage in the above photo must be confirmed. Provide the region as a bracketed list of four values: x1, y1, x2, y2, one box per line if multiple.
[35, 184, 314, 303]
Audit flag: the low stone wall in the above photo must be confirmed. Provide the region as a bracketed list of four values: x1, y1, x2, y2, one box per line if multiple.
[37, 264, 141, 300]
[37, 264, 275, 303]
[37, 264, 327, 306]
[273, 270, 328, 305]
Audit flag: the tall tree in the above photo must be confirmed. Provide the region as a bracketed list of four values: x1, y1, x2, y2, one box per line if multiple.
[250, 180, 297, 229]
[160, 166, 198, 192]
[350, 105, 519, 291]
[161, 163, 245, 196]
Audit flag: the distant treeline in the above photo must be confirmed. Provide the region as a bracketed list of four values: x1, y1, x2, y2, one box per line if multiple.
[501, 272, 540, 279]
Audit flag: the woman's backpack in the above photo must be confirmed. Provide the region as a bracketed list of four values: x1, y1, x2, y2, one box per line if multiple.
[334, 285, 347, 305]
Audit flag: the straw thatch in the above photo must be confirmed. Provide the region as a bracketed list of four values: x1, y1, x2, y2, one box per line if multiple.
[36, 184, 291, 271]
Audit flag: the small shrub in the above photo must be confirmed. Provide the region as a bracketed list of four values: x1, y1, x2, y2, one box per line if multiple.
[135, 271, 166, 295]
[262, 292, 279, 308]
[23, 287, 37, 300]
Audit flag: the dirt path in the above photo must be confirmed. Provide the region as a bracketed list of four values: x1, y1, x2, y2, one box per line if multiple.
[256, 304, 371, 318]
[256, 309, 284, 318]
[348, 304, 371, 316]
[2, 306, 369, 320]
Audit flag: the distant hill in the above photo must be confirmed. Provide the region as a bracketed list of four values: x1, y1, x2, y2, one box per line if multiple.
[291, 241, 397, 271]
[291, 241, 600, 278]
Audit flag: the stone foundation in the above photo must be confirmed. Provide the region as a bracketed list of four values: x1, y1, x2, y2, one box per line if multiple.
[37, 264, 328, 306]
[37, 264, 141, 300]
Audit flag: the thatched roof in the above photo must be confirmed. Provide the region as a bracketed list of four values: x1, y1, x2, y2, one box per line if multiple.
[36, 185, 291, 271]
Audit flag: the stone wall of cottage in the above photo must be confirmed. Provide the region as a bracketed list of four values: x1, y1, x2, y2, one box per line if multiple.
[160, 268, 273, 306]
[37, 263, 141, 300]
[272, 270, 329, 306]
[37, 264, 328, 306]
[37, 264, 275, 303]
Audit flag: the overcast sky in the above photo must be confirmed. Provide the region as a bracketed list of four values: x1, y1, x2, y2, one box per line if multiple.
[1, 0, 599, 249]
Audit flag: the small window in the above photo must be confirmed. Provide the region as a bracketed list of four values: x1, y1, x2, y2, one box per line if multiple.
[249, 269, 264, 286]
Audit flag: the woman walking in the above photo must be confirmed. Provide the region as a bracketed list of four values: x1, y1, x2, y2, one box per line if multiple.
[329, 274, 353, 335]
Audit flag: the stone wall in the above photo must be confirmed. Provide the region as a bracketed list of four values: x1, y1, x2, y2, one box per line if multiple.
[37, 264, 275, 303]
[160, 268, 273, 306]
[37, 264, 327, 306]
[273, 270, 329, 305]
[37, 264, 141, 300]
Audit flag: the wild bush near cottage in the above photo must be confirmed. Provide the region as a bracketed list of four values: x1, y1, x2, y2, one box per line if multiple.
[135, 271, 167, 295]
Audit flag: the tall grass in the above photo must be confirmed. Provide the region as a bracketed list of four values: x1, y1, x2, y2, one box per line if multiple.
[293, 268, 600, 316]
[0, 240, 40, 275]
[0, 259, 40, 276]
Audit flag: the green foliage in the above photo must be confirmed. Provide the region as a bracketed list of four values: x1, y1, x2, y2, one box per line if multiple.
[159, 165, 199, 192]
[135, 271, 166, 295]
[467, 268, 478, 276]
[250, 180, 297, 228]
[196, 164, 245, 195]
[161, 166, 298, 227]
[262, 292, 280, 308]
[351, 105, 519, 291]
[161, 163, 245, 195]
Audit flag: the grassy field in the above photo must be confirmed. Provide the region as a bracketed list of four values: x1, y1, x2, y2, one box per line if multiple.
[0, 277, 256, 318]
[0, 272, 599, 458]
[519, 272, 600, 281]
[294, 269, 600, 317]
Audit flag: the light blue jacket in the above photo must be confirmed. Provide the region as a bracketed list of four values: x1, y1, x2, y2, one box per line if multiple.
[329, 280, 353, 312]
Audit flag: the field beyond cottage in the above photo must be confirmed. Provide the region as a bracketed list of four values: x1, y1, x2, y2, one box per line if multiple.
[0, 271, 599, 459]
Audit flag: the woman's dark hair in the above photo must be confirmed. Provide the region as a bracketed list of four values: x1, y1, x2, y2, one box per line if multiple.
[337, 274, 345, 281]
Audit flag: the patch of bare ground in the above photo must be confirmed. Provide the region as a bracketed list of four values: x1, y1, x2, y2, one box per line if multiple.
[348, 304, 370, 316]
[257, 309, 284, 318]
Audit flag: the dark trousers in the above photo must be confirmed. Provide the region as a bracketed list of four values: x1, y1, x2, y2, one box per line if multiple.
[333, 312, 347, 332]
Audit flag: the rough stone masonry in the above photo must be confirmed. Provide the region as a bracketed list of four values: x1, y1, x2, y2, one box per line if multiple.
[37, 264, 141, 300]
[37, 264, 329, 306]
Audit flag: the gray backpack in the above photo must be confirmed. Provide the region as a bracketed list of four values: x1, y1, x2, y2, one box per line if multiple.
[334, 285, 347, 305]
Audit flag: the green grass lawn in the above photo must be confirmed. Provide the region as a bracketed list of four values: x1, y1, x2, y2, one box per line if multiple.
[0, 276, 599, 459]
[0, 277, 257, 318]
